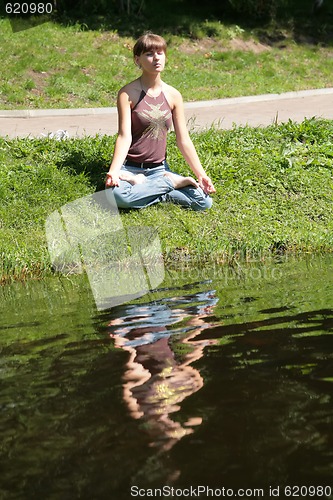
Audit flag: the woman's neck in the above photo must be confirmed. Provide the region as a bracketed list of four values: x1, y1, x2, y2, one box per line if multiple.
[140, 74, 163, 94]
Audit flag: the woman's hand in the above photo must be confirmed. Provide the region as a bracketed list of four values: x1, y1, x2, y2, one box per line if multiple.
[198, 175, 216, 195]
[105, 172, 119, 188]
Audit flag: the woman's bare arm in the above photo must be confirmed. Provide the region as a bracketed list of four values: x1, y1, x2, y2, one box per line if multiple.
[170, 88, 216, 194]
[106, 89, 132, 187]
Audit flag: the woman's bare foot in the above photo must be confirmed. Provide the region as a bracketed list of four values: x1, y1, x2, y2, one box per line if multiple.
[164, 172, 199, 189]
[119, 172, 146, 185]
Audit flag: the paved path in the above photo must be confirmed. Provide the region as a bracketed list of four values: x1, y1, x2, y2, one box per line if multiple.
[1, 88, 333, 139]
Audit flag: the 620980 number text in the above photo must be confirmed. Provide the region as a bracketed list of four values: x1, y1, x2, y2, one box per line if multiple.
[5, 3, 53, 15]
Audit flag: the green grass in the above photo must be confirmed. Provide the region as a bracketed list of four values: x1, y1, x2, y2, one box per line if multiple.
[1, 8, 333, 283]
[1, 118, 333, 283]
[0, 15, 333, 109]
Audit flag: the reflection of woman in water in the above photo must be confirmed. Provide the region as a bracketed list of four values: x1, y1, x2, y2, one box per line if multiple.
[107, 291, 218, 451]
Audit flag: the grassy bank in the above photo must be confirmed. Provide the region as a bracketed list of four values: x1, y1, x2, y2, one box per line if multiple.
[1, 118, 333, 284]
[0, 16, 333, 109]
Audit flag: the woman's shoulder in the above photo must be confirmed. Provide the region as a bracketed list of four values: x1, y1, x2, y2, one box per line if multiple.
[162, 82, 180, 96]
[162, 83, 183, 109]
[118, 79, 142, 107]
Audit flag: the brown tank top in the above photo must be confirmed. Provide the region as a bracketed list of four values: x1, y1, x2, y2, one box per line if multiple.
[127, 90, 173, 164]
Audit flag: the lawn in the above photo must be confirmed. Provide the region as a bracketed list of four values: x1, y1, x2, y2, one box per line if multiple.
[0, 13, 333, 109]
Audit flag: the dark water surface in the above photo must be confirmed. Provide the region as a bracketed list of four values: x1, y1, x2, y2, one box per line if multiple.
[1, 256, 333, 499]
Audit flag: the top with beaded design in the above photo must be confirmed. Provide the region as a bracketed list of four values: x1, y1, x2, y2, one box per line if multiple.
[127, 90, 173, 164]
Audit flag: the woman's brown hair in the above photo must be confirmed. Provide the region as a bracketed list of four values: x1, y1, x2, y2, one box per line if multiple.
[133, 33, 167, 57]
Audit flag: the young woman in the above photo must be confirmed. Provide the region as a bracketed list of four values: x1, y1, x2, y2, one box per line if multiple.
[105, 33, 216, 211]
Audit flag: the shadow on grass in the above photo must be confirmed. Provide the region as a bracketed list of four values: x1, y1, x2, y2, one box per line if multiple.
[45, 137, 115, 192]
[53, 0, 333, 46]
[57, 151, 109, 191]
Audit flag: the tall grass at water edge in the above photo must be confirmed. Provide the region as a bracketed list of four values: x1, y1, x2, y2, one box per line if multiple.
[1, 118, 333, 283]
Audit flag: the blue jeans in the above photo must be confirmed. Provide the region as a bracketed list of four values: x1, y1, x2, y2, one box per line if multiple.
[106, 161, 212, 211]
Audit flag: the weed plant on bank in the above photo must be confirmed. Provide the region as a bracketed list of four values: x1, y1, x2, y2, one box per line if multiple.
[1, 118, 333, 283]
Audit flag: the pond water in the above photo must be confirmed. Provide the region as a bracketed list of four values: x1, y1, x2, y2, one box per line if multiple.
[0, 256, 333, 499]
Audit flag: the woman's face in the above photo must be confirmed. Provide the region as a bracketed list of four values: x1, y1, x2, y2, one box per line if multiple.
[135, 49, 166, 74]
